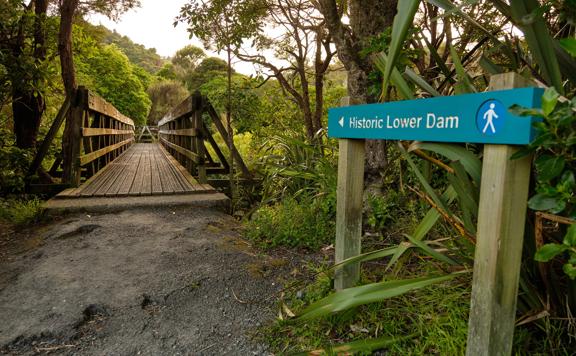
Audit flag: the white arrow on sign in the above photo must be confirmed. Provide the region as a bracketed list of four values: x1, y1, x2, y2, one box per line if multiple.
[339, 117, 345, 127]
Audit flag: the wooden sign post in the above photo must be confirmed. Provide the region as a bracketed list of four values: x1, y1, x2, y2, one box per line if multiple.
[466, 73, 533, 356]
[334, 96, 365, 290]
[329, 73, 541, 354]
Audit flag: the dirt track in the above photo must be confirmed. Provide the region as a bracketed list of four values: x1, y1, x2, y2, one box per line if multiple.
[0, 206, 288, 355]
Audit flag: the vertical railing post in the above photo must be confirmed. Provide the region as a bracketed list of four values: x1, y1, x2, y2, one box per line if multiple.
[62, 86, 87, 187]
[195, 94, 207, 184]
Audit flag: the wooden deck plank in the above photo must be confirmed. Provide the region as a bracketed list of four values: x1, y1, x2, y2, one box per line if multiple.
[74, 150, 133, 196]
[140, 150, 153, 195]
[129, 147, 147, 195]
[79, 160, 126, 197]
[115, 149, 142, 196]
[102, 149, 138, 196]
[91, 149, 137, 196]
[156, 145, 183, 193]
[56, 143, 218, 199]
[158, 144, 198, 192]
[91, 165, 125, 196]
[150, 149, 163, 195]
[135, 149, 152, 195]
[90, 148, 134, 196]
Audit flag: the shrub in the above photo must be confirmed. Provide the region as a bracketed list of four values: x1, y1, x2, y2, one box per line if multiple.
[245, 195, 335, 250]
[0, 198, 44, 226]
[0, 129, 33, 195]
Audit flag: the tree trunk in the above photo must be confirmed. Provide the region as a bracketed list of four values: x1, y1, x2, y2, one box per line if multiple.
[59, 0, 80, 184]
[318, 0, 397, 192]
[12, 90, 45, 149]
[58, 0, 79, 96]
[10, 0, 48, 149]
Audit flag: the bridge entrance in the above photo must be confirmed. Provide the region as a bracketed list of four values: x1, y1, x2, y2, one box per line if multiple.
[31, 87, 250, 208]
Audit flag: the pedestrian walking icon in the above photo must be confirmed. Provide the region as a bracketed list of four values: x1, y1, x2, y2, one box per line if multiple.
[476, 99, 505, 136]
[482, 103, 498, 133]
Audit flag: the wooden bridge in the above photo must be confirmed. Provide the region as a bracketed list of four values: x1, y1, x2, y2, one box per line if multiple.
[31, 87, 250, 211]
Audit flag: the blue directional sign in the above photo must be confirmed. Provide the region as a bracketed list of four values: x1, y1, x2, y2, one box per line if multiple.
[328, 88, 544, 145]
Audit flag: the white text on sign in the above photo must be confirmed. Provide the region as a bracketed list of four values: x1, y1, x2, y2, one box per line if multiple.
[348, 113, 460, 130]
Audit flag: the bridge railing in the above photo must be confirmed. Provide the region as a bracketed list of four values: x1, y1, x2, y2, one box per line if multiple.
[63, 86, 135, 186]
[157, 92, 250, 184]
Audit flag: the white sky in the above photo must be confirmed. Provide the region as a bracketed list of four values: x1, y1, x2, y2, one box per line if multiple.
[87, 0, 258, 75]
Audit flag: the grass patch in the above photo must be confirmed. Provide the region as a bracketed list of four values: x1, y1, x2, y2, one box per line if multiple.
[261, 272, 551, 355]
[244, 196, 335, 250]
[0, 197, 44, 226]
[264, 275, 471, 355]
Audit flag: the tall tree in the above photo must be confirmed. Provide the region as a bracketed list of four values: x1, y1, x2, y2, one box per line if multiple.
[58, 0, 141, 95]
[172, 44, 205, 83]
[186, 56, 230, 92]
[236, 0, 336, 142]
[178, 0, 264, 197]
[58, 0, 140, 183]
[146, 80, 189, 125]
[0, 0, 50, 148]
[316, 0, 397, 189]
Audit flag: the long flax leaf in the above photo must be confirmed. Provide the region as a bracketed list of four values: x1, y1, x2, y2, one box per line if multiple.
[509, 0, 564, 93]
[290, 335, 409, 356]
[298, 274, 460, 320]
[374, 53, 415, 100]
[397, 142, 453, 214]
[404, 234, 459, 265]
[407, 142, 482, 185]
[380, 0, 421, 100]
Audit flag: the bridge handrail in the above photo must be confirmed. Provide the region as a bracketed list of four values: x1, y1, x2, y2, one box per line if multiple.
[157, 93, 208, 182]
[86, 91, 135, 128]
[157, 94, 201, 127]
[157, 92, 251, 182]
[63, 86, 135, 186]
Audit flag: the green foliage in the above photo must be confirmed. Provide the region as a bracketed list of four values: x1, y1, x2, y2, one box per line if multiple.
[187, 56, 230, 92]
[156, 63, 177, 80]
[560, 38, 576, 57]
[265, 276, 473, 355]
[247, 80, 308, 140]
[379, 0, 421, 99]
[0, 197, 43, 226]
[177, 0, 266, 52]
[517, 89, 576, 280]
[535, 225, 576, 280]
[257, 134, 337, 202]
[245, 195, 335, 250]
[298, 274, 460, 320]
[171, 45, 205, 85]
[77, 43, 152, 125]
[146, 80, 189, 124]
[200, 74, 262, 133]
[244, 133, 338, 250]
[83, 22, 165, 74]
[366, 193, 397, 232]
[0, 129, 32, 194]
[512, 88, 575, 220]
[366, 3, 576, 351]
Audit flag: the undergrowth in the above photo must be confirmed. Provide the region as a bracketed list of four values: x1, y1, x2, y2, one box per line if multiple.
[0, 198, 44, 226]
[261, 272, 556, 355]
[264, 274, 471, 355]
[244, 195, 335, 250]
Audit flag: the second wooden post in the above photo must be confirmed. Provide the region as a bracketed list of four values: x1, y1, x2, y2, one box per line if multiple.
[466, 73, 534, 355]
[334, 97, 365, 291]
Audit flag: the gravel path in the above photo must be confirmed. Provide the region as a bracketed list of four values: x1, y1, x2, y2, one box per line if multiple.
[0, 206, 287, 355]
